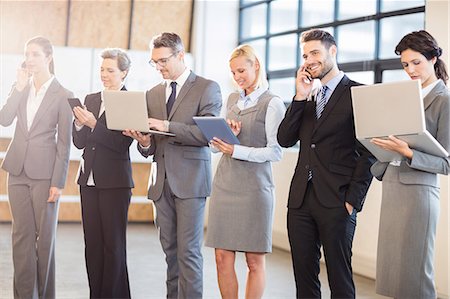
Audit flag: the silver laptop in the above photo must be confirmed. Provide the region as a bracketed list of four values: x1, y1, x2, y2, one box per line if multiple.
[351, 80, 448, 162]
[103, 90, 175, 136]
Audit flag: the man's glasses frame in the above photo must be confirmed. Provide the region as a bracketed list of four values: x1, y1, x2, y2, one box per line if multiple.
[148, 52, 177, 68]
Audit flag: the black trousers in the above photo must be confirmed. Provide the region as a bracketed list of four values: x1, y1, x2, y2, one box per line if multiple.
[80, 186, 131, 299]
[287, 182, 357, 299]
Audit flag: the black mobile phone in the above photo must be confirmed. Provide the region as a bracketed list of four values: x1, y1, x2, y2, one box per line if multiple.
[305, 69, 313, 81]
[67, 98, 82, 110]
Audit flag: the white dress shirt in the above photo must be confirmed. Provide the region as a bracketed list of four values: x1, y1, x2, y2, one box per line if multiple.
[26, 76, 54, 130]
[218, 87, 286, 163]
[164, 67, 191, 103]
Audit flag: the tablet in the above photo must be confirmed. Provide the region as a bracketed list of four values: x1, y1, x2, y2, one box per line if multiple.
[103, 90, 175, 137]
[193, 116, 240, 145]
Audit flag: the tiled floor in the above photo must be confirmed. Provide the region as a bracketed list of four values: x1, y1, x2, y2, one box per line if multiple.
[0, 222, 384, 299]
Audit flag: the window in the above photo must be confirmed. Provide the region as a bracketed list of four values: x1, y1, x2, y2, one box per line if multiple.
[238, 0, 425, 104]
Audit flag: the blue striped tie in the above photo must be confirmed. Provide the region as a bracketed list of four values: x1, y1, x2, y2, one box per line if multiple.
[308, 86, 328, 181]
[315, 86, 328, 119]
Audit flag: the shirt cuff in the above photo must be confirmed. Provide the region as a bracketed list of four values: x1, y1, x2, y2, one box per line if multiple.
[74, 123, 84, 131]
[232, 144, 250, 160]
[139, 143, 151, 150]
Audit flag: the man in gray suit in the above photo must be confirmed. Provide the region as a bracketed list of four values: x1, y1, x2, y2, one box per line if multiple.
[124, 32, 222, 298]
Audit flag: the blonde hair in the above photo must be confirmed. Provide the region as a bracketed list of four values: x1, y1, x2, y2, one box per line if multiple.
[229, 44, 268, 90]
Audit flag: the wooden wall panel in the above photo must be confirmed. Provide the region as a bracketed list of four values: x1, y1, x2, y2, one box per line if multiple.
[62, 160, 151, 196]
[0, 0, 68, 54]
[68, 0, 131, 49]
[130, 0, 193, 51]
[0, 0, 194, 53]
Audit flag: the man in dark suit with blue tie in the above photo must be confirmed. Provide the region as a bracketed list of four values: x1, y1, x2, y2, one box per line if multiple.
[277, 29, 375, 298]
[124, 32, 222, 299]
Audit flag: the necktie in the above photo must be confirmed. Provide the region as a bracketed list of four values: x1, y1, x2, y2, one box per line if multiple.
[244, 96, 251, 108]
[315, 86, 328, 119]
[166, 81, 177, 114]
[308, 85, 328, 181]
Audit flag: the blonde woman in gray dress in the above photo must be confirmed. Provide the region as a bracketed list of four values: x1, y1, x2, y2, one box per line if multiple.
[371, 30, 449, 299]
[205, 45, 285, 299]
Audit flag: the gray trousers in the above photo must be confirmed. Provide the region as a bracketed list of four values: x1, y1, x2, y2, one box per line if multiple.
[8, 172, 58, 299]
[153, 179, 206, 299]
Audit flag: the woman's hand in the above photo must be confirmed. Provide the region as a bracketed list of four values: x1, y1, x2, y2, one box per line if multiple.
[122, 129, 151, 147]
[227, 119, 241, 136]
[48, 187, 62, 203]
[371, 135, 413, 159]
[73, 106, 97, 129]
[211, 137, 234, 156]
[15, 66, 30, 92]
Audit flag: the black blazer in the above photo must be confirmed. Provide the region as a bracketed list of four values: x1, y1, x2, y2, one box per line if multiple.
[72, 89, 134, 189]
[277, 75, 374, 211]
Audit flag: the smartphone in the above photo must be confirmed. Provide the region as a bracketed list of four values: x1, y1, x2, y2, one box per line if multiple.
[21, 61, 26, 68]
[68, 98, 82, 110]
[305, 69, 313, 82]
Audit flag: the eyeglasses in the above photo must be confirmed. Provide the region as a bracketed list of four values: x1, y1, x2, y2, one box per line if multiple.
[148, 53, 177, 68]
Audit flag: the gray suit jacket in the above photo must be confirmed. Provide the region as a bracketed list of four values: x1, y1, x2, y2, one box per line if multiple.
[371, 80, 450, 186]
[139, 71, 222, 200]
[0, 79, 73, 188]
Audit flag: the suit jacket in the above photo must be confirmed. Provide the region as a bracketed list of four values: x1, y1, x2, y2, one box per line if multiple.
[371, 80, 450, 185]
[277, 75, 375, 211]
[138, 71, 222, 200]
[72, 90, 134, 189]
[0, 79, 73, 188]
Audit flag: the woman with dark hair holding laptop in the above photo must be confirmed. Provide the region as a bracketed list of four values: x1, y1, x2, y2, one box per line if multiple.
[371, 30, 449, 299]
[0, 36, 72, 299]
[72, 48, 134, 299]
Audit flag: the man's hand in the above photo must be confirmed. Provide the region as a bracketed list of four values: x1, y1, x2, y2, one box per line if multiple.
[294, 65, 314, 101]
[73, 106, 97, 129]
[148, 118, 169, 132]
[122, 130, 151, 147]
[345, 202, 354, 215]
[48, 187, 62, 203]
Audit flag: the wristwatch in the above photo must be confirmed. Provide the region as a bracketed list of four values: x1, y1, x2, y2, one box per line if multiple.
[163, 120, 170, 132]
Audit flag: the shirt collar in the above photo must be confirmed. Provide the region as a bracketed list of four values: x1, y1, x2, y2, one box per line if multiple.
[239, 86, 268, 103]
[422, 79, 440, 98]
[30, 75, 54, 94]
[322, 71, 344, 93]
[165, 67, 191, 89]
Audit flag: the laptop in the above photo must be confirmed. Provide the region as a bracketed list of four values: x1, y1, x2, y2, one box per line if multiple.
[103, 90, 175, 137]
[351, 80, 448, 162]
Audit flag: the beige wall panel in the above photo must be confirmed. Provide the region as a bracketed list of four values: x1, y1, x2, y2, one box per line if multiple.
[131, 0, 192, 51]
[0, 137, 11, 152]
[68, 0, 131, 49]
[0, 163, 6, 195]
[0, 0, 68, 54]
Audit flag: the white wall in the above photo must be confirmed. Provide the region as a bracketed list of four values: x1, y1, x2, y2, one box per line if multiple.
[194, 0, 449, 297]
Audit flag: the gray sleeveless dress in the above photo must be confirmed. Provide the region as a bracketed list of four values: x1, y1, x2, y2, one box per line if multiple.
[205, 91, 276, 253]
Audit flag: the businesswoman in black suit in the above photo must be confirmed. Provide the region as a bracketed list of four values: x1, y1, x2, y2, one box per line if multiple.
[72, 48, 134, 299]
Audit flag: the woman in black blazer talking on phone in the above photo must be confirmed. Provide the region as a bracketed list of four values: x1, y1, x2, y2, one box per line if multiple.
[72, 48, 134, 299]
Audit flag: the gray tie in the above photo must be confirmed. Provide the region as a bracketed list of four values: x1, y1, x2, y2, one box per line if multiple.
[315, 86, 328, 119]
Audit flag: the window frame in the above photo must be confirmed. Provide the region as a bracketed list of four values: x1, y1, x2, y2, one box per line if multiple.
[238, 1, 425, 86]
